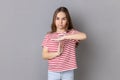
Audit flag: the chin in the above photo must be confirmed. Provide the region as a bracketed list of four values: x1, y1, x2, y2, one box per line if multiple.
[58, 26, 66, 29]
[59, 27, 65, 30]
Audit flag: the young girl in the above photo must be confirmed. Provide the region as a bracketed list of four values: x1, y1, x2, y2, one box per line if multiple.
[41, 7, 87, 80]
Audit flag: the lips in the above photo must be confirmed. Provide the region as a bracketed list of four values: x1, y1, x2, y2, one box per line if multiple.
[59, 25, 63, 26]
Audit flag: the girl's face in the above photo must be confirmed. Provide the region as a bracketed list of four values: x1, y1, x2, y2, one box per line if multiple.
[55, 11, 68, 30]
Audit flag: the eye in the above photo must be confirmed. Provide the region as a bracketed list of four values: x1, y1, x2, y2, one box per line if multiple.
[56, 17, 59, 20]
[62, 17, 67, 20]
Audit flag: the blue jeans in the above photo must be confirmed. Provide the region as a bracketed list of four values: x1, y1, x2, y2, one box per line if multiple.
[48, 70, 74, 80]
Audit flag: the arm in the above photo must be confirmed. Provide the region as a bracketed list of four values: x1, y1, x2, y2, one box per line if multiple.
[51, 32, 87, 41]
[42, 47, 59, 60]
[64, 32, 87, 40]
[42, 41, 63, 60]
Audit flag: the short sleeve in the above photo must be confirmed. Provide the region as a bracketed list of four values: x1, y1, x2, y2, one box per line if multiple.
[41, 34, 50, 48]
[70, 29, 80, 34]
[70, 29, 81, 42]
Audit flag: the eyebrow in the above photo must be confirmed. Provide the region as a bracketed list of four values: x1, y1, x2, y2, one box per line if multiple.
[63, 17, 67, 18]
[56, 16, 67, 18]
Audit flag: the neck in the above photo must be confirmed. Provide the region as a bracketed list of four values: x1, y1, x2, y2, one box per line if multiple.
[56, 29, 66, 33]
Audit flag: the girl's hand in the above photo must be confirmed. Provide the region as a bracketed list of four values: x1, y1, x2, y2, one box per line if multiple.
[51, 36, 65, 41]
[57, 41, 64, 56]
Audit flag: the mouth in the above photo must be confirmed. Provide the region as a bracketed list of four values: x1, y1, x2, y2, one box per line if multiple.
[59, 25, 63, 26]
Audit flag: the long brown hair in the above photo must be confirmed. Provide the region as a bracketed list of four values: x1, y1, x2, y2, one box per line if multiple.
[50, 7, 79, 47]
[50, 7, 74, 33]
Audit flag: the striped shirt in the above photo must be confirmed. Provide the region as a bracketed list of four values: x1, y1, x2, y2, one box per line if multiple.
[41, 29, 80, 72]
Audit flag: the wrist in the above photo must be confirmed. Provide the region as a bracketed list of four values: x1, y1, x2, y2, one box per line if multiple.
[63, 35, 67, 39]
[56, 52, 60, 56]
[64, 35, 70, 39]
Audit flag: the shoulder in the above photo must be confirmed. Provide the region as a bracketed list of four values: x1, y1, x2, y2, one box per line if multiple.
[44, 32, 55, 38]
[68, 28, 80, 34]
[43, 32, 51, 38]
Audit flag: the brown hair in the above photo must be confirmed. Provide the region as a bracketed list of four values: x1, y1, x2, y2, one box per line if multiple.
[50, 7, 74, 33]
[49, 6, 79, 47]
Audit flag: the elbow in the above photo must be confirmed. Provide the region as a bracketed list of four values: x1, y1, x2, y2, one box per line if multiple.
[84, 34, 87, 40]
[42, 55, 49, 60]
[42, 53, 49, 60]
[42, 56, 48, 60]
[79, 33, 87, 40]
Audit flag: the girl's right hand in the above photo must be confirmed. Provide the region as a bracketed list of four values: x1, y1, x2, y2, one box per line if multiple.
[57, 40, 64, 56]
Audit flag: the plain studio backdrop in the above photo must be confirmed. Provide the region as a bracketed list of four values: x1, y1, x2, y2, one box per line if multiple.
[0, 0, 120, 80]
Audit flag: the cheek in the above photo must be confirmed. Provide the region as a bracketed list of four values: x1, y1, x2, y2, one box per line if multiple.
[55, 20, 59, 25]
[63, 21, 67, 25]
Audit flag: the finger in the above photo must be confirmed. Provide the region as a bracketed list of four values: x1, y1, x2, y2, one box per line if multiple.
[51, 39, 60, 41]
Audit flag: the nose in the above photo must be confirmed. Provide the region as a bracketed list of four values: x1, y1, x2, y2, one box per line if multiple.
[60, 19, 63, 24]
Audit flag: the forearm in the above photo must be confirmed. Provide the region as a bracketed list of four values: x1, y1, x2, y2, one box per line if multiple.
[42, 51, 59, 60]
[64, 33, 87, 40]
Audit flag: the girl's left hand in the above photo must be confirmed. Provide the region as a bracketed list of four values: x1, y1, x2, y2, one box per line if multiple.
[51, 36, 65, 41]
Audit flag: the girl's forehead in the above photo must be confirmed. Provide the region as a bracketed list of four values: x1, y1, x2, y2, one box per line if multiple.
[56, 12, 66, 17]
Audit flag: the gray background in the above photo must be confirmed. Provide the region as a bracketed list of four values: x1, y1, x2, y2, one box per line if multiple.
[0, 0, 120, 80]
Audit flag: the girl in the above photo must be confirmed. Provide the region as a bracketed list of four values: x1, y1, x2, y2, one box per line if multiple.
[41, 7, 87, 80]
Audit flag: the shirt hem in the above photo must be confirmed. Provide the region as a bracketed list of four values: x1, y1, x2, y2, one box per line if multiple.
[48, 67, 77, 72]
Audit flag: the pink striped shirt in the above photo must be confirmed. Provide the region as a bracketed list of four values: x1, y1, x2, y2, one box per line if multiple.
[41, 29, 80, 72]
